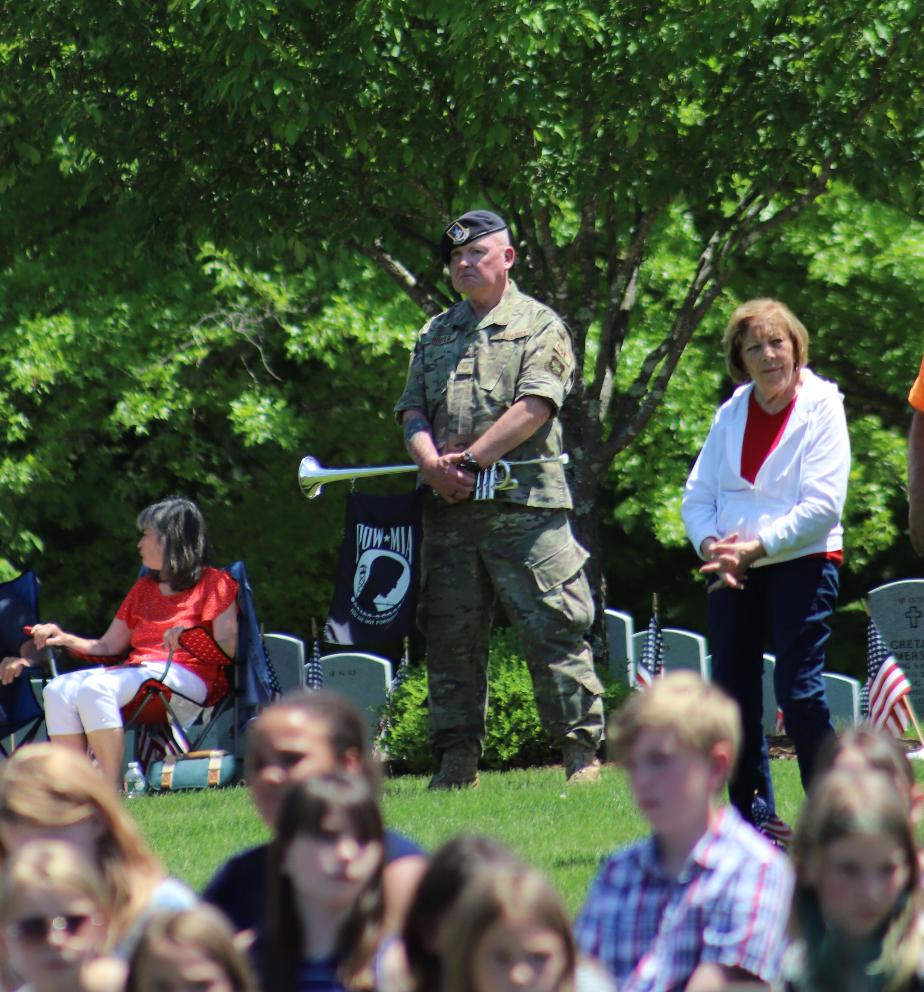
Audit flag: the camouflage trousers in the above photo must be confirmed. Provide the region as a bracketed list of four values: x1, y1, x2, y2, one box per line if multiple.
[419, 500, 605, 758]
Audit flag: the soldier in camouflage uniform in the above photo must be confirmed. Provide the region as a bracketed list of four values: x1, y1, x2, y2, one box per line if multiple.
[395, 209, 605, 788]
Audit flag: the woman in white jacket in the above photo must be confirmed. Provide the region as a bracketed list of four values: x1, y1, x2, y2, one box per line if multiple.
[682, 298, 850, 824]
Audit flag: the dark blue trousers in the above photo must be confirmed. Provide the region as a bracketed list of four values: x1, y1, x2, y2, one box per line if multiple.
[708, 557, 838, 820]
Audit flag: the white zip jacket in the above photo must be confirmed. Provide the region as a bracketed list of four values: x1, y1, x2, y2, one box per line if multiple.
[682, 368, 850, 568]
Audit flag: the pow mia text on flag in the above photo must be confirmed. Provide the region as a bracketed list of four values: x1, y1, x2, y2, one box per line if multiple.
[325, 490, 423, 647]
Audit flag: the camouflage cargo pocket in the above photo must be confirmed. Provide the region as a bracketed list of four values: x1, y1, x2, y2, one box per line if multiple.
[527, 537, 593, 630]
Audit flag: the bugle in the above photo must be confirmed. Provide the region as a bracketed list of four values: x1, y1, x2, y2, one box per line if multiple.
[298, 453, 570, 500]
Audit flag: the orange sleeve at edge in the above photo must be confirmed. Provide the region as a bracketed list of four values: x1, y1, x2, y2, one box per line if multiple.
[909, 355, 924, 412]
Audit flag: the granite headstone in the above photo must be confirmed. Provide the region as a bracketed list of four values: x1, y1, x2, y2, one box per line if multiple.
[633, 627, 710, 680]
[264, 632, 306, 694]
[822, 672, 861, 729]
[762, 655, 780, 736]
[321, 651, 394, 740]
[869, 579, 924, 715]
[604, 608, 635, 683]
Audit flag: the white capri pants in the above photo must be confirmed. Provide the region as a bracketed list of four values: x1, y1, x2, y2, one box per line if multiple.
[43, 662, 207, 735]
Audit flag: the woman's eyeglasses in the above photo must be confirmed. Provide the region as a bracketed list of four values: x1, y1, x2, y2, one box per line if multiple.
[5, 913, 101, 943]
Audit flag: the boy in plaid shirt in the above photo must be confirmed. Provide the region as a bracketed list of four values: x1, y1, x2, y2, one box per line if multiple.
[575, 672, 793, 991]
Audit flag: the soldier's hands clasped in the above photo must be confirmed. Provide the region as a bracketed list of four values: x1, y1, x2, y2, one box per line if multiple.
[423, 452, 477, 504]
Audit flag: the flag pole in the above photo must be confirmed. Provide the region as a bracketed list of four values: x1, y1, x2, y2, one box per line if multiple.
[863, 600, 924, 747]
[904, 698, 924, 749]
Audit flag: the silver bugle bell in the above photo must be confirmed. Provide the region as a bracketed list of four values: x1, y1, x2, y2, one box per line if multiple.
[298, 453, 570, 500]
[298, 456, 418, 500]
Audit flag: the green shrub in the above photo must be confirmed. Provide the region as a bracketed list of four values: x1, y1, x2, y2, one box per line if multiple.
[482, 629, 550, 770]
[377, 662, 431, 773]
[378, 629, 633, 774]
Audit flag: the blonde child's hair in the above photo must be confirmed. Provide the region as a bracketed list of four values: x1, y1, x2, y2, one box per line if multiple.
[125, 906, 257, 992]
[441, 864, 575, 992]
[792, 768, 923, 992]
[608, 671, 741, 776]
[0, 840, 112, 949]
[0, 745, 163, 942]
[722, 297, 810, 383]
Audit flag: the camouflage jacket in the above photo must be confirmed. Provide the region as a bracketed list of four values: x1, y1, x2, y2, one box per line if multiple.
[395, 281, 574, 508]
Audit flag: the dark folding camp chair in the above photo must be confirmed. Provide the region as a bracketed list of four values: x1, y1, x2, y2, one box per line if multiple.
[0, 570, 48, 754]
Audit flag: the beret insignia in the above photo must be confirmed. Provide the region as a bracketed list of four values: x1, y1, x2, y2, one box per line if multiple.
[447, 222, 469, 245]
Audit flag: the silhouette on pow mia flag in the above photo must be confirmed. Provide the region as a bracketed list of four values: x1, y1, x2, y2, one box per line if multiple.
[324, 490, 424, 647]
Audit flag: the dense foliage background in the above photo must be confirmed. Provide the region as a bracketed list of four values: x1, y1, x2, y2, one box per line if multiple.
[2, 1, 923, 680]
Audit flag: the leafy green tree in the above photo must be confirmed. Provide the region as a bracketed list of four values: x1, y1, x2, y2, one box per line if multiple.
[4, 0, 924, 653]
[0, 213, 418, 630]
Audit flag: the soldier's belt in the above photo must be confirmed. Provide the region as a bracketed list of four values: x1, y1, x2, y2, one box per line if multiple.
[297, 453, 569, 501]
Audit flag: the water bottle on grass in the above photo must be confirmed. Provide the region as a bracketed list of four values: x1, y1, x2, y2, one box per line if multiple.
[123, 761, 147, 798]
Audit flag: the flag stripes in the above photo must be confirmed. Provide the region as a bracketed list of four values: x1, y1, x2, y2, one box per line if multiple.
[635, 610, 664, 689]
[751, 794, 793, 849]
[136, 721, 189, 772]
[306, 638, 325, 691]
[864, 616, 913, 737]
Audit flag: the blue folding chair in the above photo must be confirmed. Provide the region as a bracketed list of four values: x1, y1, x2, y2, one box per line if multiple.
[0, 571, 49, 754]
[193, 560, 281, 754]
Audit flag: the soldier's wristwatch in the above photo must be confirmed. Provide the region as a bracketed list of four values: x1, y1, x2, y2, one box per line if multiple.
[458, 451, 481, 473]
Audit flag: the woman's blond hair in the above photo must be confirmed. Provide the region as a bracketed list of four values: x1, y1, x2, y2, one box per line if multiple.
[791, 768, 923, 992]
[723, 298, 810, 384]
[126, 906, 257, 992]
[441, 864, 575, 992]
[0, 840, 114, 949]
[0, 745, 163, 942]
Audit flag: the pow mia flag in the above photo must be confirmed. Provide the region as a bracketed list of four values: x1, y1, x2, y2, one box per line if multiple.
[324, 489, 424, 646]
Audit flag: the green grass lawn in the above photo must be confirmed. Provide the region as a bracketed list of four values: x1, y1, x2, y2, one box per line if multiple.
[132, 758, 815, 916]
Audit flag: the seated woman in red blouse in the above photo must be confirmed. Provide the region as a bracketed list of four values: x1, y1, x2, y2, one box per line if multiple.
[31, 497, 238, 790]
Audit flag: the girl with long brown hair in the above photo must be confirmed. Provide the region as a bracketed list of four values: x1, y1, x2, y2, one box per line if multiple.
[263, 772, 385, 992]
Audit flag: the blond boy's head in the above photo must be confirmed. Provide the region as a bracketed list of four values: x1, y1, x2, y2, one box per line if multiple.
[609, 672, 741, 785]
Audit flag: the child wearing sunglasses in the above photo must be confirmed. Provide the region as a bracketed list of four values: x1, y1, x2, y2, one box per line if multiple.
[0, 745, 194, 957]
[0, 840, 124, 992]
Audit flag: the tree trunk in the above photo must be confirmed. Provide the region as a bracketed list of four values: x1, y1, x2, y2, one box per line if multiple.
[562, 388, 609, 668]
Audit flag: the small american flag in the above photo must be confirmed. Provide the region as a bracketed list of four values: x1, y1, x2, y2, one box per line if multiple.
[390, 654, 409, 694]
[306, 638, 325, 691]
[265, 647, 282, 700]
[751, 794, 793, 849]
[137, 721, 189, 772]
[635, 609, 664, 690]
[774, 707, 785, 734]
[376, 652, 410, 744]
[864, 617, 912, 737]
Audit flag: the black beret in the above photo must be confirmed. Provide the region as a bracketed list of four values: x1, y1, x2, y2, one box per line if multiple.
[439, 210, 508, 264]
